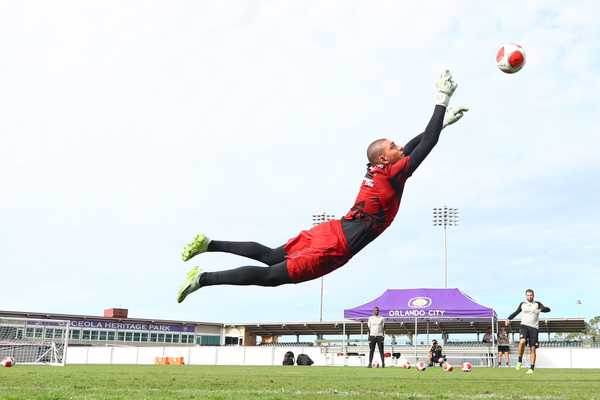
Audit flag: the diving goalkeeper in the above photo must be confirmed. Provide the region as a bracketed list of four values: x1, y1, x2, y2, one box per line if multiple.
[177, 70, 469, 303]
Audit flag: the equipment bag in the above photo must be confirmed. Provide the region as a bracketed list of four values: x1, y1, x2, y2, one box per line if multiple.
[296, 353, 314, 366]
[282, 351, 295, 365]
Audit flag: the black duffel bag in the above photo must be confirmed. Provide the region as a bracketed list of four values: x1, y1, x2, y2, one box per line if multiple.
[296, 353, 314, 366]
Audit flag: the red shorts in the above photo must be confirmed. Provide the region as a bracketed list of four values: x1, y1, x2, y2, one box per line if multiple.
[284, 219, 351, 283]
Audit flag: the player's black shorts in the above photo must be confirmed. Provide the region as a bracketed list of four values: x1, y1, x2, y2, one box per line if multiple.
[519, 325, 539, 347]
[498, 345, 510, 353]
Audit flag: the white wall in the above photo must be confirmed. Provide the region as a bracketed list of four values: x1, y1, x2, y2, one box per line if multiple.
[65, 346, 600, 368]
[535, 348, 600, 368]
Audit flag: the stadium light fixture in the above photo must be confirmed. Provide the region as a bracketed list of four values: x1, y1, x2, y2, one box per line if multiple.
[432, 206, 459, 288]
[312, 212, 337, 322]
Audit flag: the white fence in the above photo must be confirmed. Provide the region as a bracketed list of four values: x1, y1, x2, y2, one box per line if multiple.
[66, 346, 326, 366]
[65, 345, 600, 368]
[536, 348, 600, 368]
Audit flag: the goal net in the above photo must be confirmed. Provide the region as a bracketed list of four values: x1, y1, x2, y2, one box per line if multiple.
[0, 317, 69, 366]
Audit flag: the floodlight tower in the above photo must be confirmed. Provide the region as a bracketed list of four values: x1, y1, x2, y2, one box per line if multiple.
[312, 212, 337, 322]
[432, 206, 459, 288]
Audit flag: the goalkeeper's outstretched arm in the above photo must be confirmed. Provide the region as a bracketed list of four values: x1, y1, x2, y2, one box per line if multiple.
[405, 105, 446, 175]
[402, 70, 470, 175]
[402, 106, 470, 156]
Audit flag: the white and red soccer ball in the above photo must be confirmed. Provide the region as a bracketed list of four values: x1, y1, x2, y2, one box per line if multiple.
[2, 356, 15, 368]
[462, 361, 473, 372]
[416, 361, 427, 372]
[443, 362, 454, 372]
[496, 43, 526, 74]
[402, 360, 412, 369]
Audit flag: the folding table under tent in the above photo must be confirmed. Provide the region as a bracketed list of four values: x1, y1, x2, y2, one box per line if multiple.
[343, 288, 498, 364]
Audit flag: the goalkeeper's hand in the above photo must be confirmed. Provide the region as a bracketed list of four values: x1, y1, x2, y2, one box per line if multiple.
[442, 106, 469, 129]
[435, 69, 458, 107]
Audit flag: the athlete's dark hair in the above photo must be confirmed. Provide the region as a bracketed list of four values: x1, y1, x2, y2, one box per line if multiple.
[367, 138, 387, 165]
[525, 288, 534, 295]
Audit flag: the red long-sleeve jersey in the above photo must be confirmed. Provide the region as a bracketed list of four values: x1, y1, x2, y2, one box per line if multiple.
[342, 156, 412, 255]
[286, 105, 445, 282]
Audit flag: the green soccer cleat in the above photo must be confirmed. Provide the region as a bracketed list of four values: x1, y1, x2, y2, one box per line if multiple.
[526, 368, 534, 374]
[181, 233, 211, 261]
[177, 266, 203, 303]
[515, 362, 523, 371]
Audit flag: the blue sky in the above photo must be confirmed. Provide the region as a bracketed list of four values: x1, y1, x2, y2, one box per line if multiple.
[1, 1, 598, 325]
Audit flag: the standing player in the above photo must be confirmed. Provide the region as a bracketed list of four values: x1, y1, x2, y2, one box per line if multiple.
[176, 70, 469, 303]
[367, 306, 385, 368]
[505, 289, 551, 373]
[497, 328, 511, 367]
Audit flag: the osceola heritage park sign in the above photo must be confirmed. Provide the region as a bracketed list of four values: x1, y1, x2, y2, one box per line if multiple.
[68, 319, 195, 332]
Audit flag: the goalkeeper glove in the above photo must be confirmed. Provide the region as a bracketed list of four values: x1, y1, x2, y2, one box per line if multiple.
[442, 106, 469, 128]
[435, 69, 458, 107]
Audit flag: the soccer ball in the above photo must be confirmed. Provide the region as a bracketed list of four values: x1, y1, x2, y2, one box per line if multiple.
[438, 357, 445, 364]
[462, 361, 473, 372]
[443, 362, 454, 372]
[496, 43, 526, 74]
[416, 361, 427, 372]
[402, 361, 412, 369]
[2, 356, 15, 368]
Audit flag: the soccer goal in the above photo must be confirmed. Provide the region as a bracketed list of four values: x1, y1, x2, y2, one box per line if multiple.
[0, 317, 69, 366]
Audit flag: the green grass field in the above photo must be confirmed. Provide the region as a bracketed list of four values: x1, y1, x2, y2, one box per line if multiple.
[1, 365, 600, 400]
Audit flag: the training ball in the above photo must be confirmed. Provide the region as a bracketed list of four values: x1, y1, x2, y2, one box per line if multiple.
[416, 361, 427, 372]
[2, 357, 15, 368]
[496, 43, 526, 74]
[462, 362, 473, 372]
[402, 361, 412, 369]
[443, 362, 454, 372]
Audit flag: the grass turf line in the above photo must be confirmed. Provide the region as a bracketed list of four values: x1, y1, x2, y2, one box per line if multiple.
[1, 365, 600, 400]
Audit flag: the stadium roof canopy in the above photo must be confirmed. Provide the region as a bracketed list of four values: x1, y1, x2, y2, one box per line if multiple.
[0, 310, 585, 336]
[234, 318, 586, 336]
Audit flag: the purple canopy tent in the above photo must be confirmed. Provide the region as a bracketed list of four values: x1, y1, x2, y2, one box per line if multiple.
[344, 288, 495, 320]
[344, 288, 497, 363]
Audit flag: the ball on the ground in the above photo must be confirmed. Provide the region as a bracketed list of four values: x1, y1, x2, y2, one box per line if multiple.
[496, 43, 526, 73]
[2, 356, 15, 368]
[443, 362, 454, 372]
[416, 361, 427, 371]
[402, 360, 412, 369]
[462, 361, 473, 372]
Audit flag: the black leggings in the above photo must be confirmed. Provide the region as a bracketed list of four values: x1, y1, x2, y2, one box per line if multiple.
[369, 336, 385, 366]
[198, 241, 292, 287]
